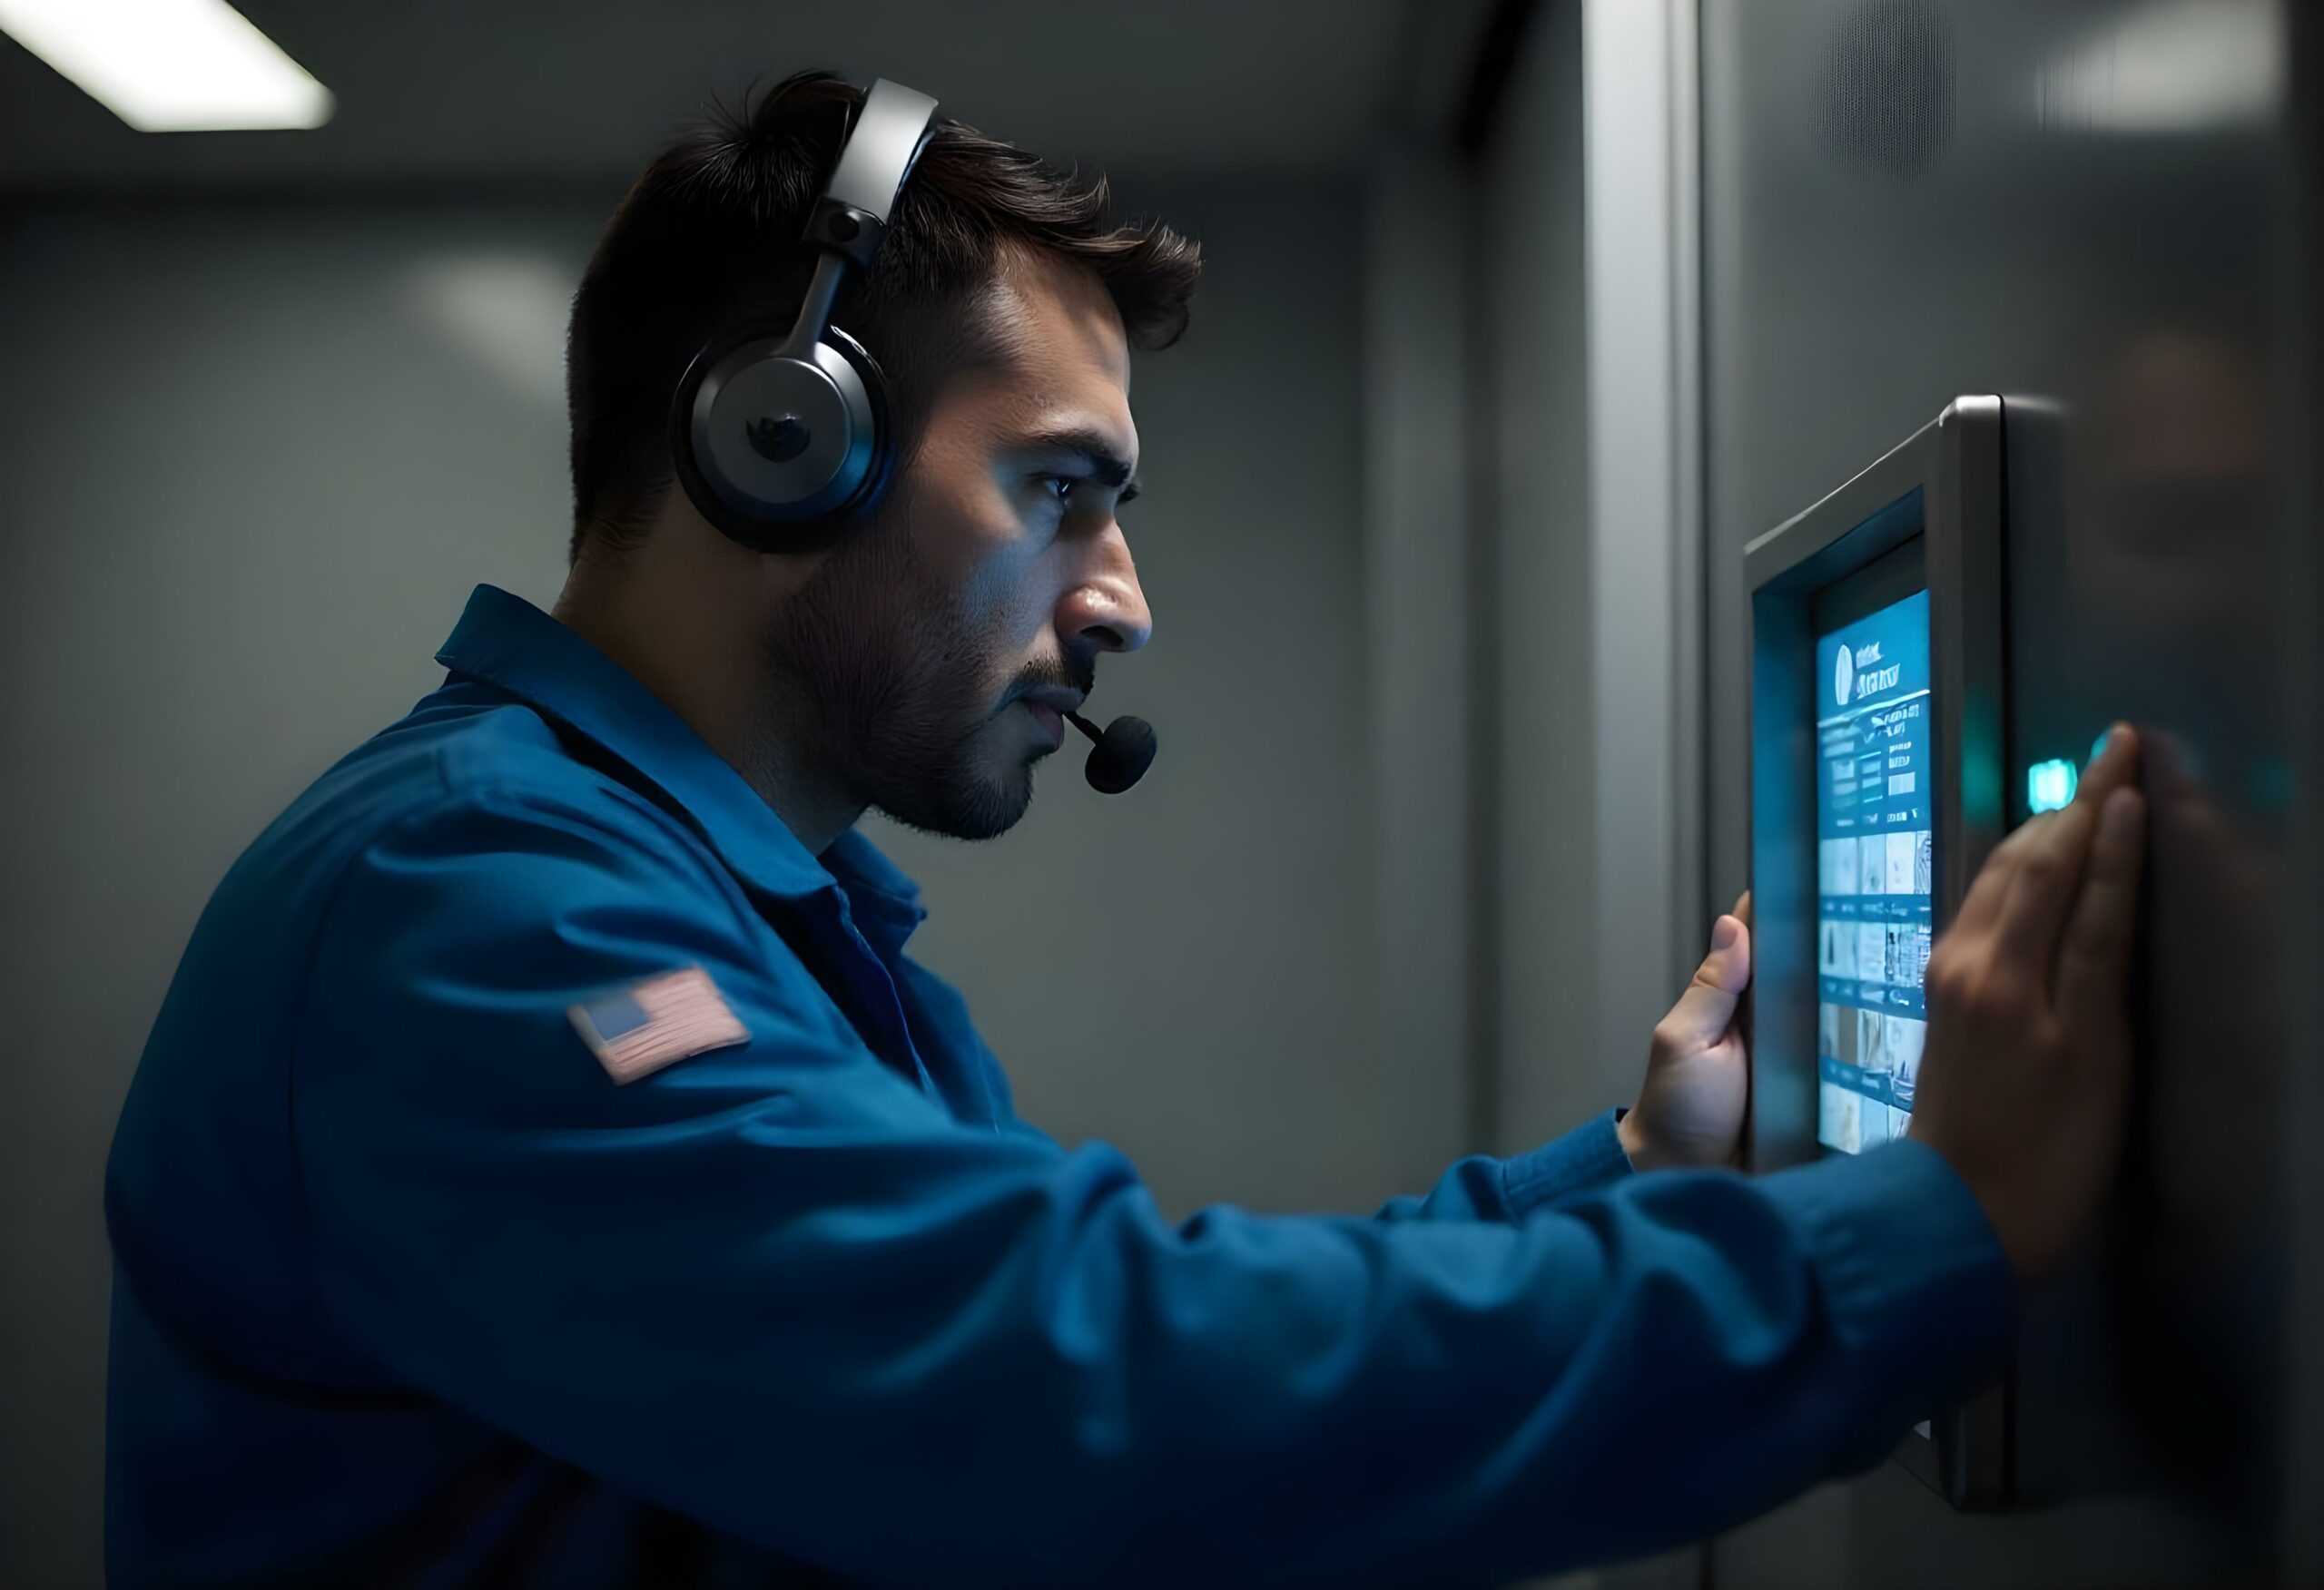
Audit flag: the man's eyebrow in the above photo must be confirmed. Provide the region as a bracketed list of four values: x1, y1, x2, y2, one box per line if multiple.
[1015, 427, 1141, 498]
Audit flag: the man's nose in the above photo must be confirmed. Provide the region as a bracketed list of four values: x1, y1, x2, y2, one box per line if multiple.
[1060, 529, 1152, 654]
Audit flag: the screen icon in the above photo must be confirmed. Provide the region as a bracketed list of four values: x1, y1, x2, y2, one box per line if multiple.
[2028, 757, 2077, 813]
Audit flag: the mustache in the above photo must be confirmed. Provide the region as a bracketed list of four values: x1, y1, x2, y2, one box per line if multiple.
[1009, 653, 1098, 702]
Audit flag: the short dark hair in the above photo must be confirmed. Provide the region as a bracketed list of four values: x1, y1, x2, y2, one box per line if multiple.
[564, 71, 1202, 561]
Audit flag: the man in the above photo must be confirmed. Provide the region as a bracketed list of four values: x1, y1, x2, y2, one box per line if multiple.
[104, 73, 2147, 1586]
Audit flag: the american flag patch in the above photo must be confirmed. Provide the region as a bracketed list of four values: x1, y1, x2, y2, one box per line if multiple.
[567, 967, 749, 1085]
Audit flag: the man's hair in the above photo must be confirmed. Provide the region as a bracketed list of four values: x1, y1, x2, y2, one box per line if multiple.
[564, 72, 1202, 561]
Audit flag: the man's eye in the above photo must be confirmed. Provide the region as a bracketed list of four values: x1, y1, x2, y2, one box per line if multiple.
[1040, 476, 1076, 505]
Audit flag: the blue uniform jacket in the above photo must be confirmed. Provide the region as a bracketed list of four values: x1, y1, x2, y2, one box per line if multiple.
[104, 584, 2016, 1588]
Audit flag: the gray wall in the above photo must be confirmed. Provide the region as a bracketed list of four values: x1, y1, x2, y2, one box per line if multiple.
[1469, 0, 1699, 1161]
[0, 180, 1443, 1585]
[1476, 0, 1605, 1152]
[1465, 12, 1706, 1589]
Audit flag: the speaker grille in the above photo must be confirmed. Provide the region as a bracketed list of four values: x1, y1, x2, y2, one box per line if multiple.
[1816, 0, 1955, 179]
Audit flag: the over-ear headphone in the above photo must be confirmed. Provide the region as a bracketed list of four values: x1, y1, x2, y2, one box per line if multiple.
[667, 79, 940, 555]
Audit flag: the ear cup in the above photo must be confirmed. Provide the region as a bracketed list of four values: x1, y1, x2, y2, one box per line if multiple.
[669, 325, 896, 555]
[816, 327, 899, 517]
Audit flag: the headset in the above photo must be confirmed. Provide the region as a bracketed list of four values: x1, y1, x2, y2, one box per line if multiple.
[667, 78, 940, 555]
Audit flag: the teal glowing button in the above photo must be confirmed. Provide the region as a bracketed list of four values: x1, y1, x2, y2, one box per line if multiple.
[2028, 758, 2078, 814]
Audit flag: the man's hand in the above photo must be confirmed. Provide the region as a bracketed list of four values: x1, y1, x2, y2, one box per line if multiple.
[1908, 725, 2148, 1280]
[1620, 894, 1752, 1171]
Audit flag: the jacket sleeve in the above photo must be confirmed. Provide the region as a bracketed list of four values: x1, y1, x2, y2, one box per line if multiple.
[920, 957, 1636, 1224]
[296, 791, 2018, 1590]
[1372, 1110, 1637, 1222]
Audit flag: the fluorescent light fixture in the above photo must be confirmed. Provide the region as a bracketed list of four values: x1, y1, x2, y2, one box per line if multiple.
[2033, 0, 2281, 136]
[0, 0, 333, 132]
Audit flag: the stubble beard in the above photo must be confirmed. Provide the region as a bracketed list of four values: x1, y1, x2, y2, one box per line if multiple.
[762, 519, 1038, 843]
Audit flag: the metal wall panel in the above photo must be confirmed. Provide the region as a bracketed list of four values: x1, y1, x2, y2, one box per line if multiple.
[1700, 1, 2319, 1585]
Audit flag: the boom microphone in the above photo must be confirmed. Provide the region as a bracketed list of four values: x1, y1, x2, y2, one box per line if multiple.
[1066, 712, 1157, 794]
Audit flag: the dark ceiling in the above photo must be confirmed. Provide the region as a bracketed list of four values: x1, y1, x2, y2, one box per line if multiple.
[0, 0, 1485, 196]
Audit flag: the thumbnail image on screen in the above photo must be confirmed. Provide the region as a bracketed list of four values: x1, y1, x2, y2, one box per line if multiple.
[1813, 589, 1934, 1154]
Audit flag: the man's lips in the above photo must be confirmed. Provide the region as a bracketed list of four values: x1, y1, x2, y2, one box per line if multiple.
[1019, 700, 1066, 745]
[1010, 688, 1083, 748]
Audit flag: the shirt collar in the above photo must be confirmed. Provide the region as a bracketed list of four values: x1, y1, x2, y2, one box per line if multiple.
[435, 584, 928, 937]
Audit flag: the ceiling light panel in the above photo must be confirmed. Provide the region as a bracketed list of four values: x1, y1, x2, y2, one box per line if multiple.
[0, 0, 333, 132]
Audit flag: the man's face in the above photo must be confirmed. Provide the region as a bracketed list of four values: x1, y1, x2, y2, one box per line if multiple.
[764, 250, 1152, 840]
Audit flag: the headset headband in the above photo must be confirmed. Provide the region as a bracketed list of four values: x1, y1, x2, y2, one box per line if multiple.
[826, 80, 938, 228]
[794, 79, 938, 288]
[773, 78, 937, 364]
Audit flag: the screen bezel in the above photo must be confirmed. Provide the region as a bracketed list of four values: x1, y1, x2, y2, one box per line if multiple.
[1811, 535, 1928, 635]
[1744, 397, 2012, 1509]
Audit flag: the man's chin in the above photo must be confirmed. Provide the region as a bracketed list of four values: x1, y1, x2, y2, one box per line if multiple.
[874, 763, 1037, 842]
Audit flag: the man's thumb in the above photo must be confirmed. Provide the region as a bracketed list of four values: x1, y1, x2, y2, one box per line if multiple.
[1656, 914, 1751, 1053]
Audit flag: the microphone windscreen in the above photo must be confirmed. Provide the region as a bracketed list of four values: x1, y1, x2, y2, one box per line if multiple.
[1085, 715, 1157, 794]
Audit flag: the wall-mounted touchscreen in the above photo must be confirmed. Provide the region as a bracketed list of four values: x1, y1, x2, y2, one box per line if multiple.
[1749, 399, 2008, 1507]
[1813, 589, 1934, 1154]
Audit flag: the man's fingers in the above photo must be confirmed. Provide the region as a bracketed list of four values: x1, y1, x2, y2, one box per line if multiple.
[1991, 724, 2143, 971]
[1732, 890, 1753, 932]
[1994, 800, 2102, 969]
[1657, 913, 1752, 1053]
[2054, 788, 2147, 1027]
[1949, 815, 2039, 940]
[1943, 727, 2140, 954]
[2077, 723, 2142, 811]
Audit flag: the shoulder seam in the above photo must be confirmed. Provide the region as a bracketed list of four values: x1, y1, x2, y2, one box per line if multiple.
[426, 702, 765, 936]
